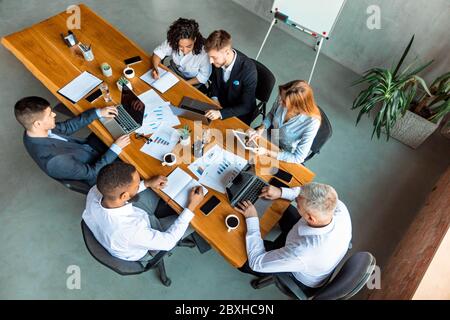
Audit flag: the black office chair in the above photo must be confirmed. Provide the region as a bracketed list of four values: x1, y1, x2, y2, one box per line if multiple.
[303, 107, 333, 163]
[81, 220, 173, 286]
[53, 102, 74, 117]
[251, 252, 376, 300]
[58, 179, 91, 195]
[251, 59, 276, 124]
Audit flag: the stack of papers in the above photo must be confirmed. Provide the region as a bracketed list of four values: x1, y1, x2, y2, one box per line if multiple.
[135, 90, 180, 135]
[58, 71, 102, 103]
[188, 145, 248, 193]
[140, 67, 180, 93]
[139, 125, 180, 161]
[162, 168, 208, 208]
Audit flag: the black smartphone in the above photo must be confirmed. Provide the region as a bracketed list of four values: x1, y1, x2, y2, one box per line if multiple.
[124, 55, 142, 65]
[85, 89, 102, 103]
[269, 177, 289, 189]
[200, 195, 221, 216]
[274, 168, 293, 183]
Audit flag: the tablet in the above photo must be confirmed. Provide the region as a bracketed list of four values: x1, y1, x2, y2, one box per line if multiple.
[233, 130, 259, 150]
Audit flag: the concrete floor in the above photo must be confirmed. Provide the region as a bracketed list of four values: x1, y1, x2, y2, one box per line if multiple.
[0, 0, 449, 299]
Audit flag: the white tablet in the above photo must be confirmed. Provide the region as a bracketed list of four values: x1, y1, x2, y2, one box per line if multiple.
[233, 130, 259, 150]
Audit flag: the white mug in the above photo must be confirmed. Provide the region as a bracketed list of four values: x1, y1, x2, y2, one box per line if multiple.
[123, 67, 135, 79]
[225, 214, 240, 232]
[162, 153, 176, 167]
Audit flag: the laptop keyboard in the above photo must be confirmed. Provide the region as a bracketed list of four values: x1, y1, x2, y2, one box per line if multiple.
[236, 179, 266, 205]
[115, 105, 139, 133]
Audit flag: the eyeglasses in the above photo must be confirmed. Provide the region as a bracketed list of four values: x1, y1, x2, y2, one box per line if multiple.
[134, 133, 152, 144]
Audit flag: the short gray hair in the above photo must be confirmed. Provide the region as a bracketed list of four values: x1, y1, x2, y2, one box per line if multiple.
[298, 182, 338, 215]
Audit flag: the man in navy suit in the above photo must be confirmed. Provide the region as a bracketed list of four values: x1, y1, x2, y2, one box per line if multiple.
[14, 96, 130, 187]
[204, 30, 257, 125]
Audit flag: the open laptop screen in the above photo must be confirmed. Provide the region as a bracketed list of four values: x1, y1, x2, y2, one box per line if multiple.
[120, 85, 145, 125]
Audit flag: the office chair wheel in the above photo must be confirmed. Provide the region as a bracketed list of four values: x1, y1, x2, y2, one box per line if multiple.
[161, 277, 172, 287]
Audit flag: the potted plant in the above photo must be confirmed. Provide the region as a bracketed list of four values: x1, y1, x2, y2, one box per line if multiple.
[350, 35, 447, 148]
[116, 76, 132, 91]
[101, 62, 112, 77]
[178, 125, 191, 146]
[413, 72, 450, 139]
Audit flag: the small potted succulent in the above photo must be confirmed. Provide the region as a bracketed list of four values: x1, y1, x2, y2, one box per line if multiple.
[178, 125, 191, 146]
[116, 76, 132, 91]
[101, 62, 112, 77]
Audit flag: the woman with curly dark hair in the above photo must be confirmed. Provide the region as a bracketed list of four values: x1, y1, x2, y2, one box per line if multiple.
[151, 18, 211, 87]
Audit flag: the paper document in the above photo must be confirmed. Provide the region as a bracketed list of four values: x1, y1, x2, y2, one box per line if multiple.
[140, 67, 180, 93]
[162, 168, 208, 208]
[135, 90, 180, 135]
[188, 145, 248, 193]
[233, 130, 259, 150]
[58, 71, 102, 103]
[139, 125, 180, 161]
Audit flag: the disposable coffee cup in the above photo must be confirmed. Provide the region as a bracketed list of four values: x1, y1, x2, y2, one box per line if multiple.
[225, 214, 240, 232]
[123, 67, 135, 79]
[162, 153, 176, 167]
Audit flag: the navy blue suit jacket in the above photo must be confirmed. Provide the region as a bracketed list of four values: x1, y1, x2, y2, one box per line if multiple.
[209, 50, 257, 125]
[23, 109, 118, 186]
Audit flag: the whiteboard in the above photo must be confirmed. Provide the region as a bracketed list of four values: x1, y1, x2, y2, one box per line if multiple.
[272, 0, 346, 37]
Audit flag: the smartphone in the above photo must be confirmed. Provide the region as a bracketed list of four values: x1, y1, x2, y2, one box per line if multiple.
[124, 55, 142, 66]
[269, 177, 289, 189]
[274, 168, 293, 183]
[85, 89, 102, 103]
[200, 195, 221, 216]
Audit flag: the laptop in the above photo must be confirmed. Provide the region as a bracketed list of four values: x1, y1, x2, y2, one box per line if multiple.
[169, 96, 221, 125]
[225, 165, 272, 217]
[100, 84, 145, 139]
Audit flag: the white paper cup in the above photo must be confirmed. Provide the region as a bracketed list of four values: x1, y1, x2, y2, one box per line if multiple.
[123, 67, 135, 79]
[162, 153, 177, 167]
[225, 214, 240, 232]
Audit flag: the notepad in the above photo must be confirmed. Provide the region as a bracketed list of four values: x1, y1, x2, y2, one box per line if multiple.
[57, 71, 103, 103]
[162, 168, 208, 208]
[140, 67, 180, 93]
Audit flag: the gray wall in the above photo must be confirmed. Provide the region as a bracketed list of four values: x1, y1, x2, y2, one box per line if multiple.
[232, 0, 450, 82]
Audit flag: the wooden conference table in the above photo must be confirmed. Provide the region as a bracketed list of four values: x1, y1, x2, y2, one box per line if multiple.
[2, 4, 315, 268]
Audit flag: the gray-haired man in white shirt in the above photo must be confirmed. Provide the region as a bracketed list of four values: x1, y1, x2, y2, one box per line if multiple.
[82, 162, 204, 262]
[235, 182, 352, 293]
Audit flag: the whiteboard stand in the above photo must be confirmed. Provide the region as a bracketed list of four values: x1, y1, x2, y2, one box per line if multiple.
[256, 11, 327, 84]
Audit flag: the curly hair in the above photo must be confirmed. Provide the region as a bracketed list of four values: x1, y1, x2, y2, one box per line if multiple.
[167, 18, 205, 55]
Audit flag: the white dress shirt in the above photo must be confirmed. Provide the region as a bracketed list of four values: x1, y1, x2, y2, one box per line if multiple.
[154, 40, 212, 84]
[82, 181, 194, 261]
[245, 187, 352, 288]
[221, 49, 237, 82]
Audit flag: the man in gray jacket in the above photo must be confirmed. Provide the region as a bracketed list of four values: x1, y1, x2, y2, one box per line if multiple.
[14, 96, 130, 186]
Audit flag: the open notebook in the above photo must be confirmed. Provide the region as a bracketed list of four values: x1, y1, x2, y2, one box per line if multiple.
[140, 67, 179, 93]
[57, 71, 102, 103]
[162, 168, 208, 208]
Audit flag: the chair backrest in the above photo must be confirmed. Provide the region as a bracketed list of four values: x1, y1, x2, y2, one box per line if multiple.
[251, 59, 276, 104]
[81, 220, 146, 275]
[304, 107, 333, 162]
[312, 252, 376, 300]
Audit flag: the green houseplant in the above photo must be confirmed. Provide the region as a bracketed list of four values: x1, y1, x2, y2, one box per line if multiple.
[116, 76, 132, 91]
[351, 35, 433, 142]
[178, 125, 191, 146]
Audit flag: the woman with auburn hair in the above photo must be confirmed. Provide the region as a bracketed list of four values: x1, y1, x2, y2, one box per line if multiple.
[151, 18, 211, 88]
[248, 80, 321, 164]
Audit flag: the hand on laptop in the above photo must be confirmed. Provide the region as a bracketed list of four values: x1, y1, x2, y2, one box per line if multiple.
[187, 186, 205, 211]
[259, 185, 282, 200]
[205, 110, 222, 121]
[235, 200, 257, 218]
[114, 134, 131, 149]
[145, 175, 168, 189]
[99, 106, 118, 119]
